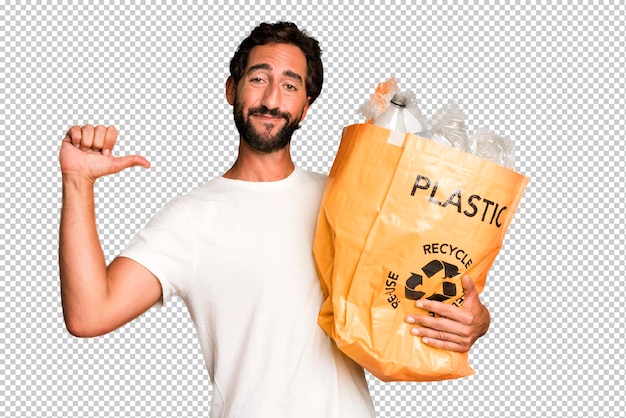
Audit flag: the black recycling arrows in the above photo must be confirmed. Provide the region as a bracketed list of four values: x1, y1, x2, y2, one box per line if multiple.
[405, 260, 460, 302]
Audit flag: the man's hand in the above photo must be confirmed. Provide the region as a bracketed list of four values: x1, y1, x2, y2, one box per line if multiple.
[59, 124, 150, 182]
[405, 274, 490, 352]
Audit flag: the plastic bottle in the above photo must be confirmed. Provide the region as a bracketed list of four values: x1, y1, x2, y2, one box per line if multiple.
[373, 93, 430, 138]
[373, 94, 408, 132]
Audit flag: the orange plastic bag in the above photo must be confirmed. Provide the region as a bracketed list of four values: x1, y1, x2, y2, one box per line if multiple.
[313, 123, 529, 381]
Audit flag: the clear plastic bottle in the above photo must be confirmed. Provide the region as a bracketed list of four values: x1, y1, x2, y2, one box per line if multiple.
[373, 94, 408, 132]
[373, 93, 429, 137]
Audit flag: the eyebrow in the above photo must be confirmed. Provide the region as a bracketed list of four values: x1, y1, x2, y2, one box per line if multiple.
[246, 63, 304, 85]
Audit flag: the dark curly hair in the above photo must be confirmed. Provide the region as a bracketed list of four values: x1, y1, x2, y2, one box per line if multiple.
[229, 21, 323, 105]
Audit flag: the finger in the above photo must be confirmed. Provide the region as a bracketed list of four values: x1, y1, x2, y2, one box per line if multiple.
[407, 313, 458, 332]
[461, 274, 478, 300]
[65, 125, 83, 148]
[108, 154, 151, 174]
[414, 299, 464, 322]
[102, 125, 118, 156]
[408, 319, 473, 352]
[92, 125, 107, 151]
[80, 124, 94, 151]
[418, 333, 472, 353]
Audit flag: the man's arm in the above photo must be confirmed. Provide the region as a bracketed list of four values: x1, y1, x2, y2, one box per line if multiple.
[58, 124, 162, 337]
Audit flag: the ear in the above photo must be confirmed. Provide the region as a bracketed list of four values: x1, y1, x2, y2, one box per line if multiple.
[225, 76, 236, 105]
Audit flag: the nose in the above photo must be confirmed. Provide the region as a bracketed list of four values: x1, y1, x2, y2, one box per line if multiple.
[260, 82, 281, 111]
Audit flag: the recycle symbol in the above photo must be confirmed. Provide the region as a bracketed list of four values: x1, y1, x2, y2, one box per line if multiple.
[405, 260, 461, 302]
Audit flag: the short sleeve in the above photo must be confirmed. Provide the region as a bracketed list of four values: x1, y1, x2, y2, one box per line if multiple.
[119, 197, 194, 306]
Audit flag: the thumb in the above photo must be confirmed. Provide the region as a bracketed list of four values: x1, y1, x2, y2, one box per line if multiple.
[461, 274, 479, 304]
[108, 154, 151, 174]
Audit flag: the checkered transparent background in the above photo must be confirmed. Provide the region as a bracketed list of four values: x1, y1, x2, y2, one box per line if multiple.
[2, 1, 625, 417]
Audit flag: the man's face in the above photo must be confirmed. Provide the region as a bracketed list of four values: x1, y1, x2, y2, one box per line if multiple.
[227, 43, 311, 153]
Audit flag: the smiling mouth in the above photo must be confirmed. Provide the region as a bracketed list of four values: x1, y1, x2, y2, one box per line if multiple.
[253, 113, 283, 120]
[249, 106, 290, 121]
[251, 114, 287, 128]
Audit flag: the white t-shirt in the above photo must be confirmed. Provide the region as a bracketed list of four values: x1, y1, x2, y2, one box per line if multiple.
[120, 167, 375, 418]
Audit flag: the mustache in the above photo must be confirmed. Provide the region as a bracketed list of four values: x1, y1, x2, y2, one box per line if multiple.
[248, 106, 290, 121]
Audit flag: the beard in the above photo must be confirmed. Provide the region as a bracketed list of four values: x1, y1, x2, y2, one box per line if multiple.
[233, 99, 303, 154]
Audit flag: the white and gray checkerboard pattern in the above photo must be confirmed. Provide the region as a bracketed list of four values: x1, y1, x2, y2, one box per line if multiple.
[2, 1, 624, 417]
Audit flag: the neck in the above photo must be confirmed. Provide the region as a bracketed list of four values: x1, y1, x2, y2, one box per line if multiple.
[223, 140, 295, 181]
